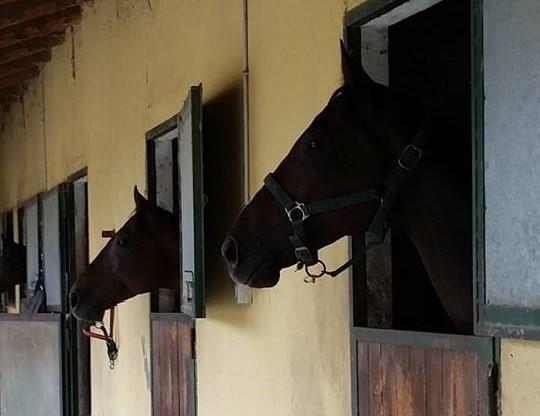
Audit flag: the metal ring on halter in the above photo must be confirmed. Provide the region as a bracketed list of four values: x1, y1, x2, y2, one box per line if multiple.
[286, 202, 310, 223]
[305, 260, 327, 279]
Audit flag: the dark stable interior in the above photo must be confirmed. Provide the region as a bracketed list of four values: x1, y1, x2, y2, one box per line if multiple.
[354, 0, 472, 334]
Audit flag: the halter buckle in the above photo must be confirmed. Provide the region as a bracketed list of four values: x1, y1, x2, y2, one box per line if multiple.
[286, 202, 310, 223]
[398, 144, 423, 172]
[294, 246, 316, 266]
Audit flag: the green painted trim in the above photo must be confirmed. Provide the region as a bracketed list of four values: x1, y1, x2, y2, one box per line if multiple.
[471, 0, 488, 336]
[67, 167, 88, 183]
[145, 114, 178, 142]
[345, 0, 409, 27]
[477, 305, 540, 339]
[352, 327, 492, 353]
[190, 84, 206, 319]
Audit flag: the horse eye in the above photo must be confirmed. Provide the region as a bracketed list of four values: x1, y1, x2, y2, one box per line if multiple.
[310, 140, 319, 150]
[117, 238, 128, 247]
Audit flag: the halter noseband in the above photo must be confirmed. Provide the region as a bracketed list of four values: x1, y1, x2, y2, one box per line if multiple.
[82, 307, 118, 369]
[264, 119, 429, 282]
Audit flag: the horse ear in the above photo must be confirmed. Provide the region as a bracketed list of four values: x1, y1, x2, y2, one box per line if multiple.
[340, 40, 374, 90]
[133, 186, 149, 212]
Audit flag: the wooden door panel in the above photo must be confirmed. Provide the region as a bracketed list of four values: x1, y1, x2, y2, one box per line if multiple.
[353, 329, 496, 416]
[151, 315, 194, 416]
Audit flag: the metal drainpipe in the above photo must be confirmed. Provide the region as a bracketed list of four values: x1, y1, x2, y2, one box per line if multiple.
[235, 0, 253, 304]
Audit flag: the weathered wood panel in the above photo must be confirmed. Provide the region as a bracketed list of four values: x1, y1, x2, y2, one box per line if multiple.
[356, 339, 490, 415]
[151, 315, 194, 416]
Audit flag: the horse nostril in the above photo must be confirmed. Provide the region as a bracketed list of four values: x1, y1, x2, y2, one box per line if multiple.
[221, 237, 238, 267]
[70, 289, 80, 310]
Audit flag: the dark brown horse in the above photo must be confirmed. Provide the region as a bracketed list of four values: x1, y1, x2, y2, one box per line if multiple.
[222, 43, 472, 333]
[69, 188, 179, 322]
[0, 236, 26, 294]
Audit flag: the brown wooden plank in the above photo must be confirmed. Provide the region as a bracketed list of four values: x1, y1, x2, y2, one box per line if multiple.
[0, 5, 80, 49]
[408, 348, 426, 416]
[168, 321, 180, 416]
[0, 66, 38, 89]
[157, 320, 180, 416]
[461, 351, 478, 416]
[380, 344, 399, 416]
[0, 95, 17, 106]
[177, 319, 193, 416]
[357, 342, 369, 416]
[0, 84, 22, 96]
[157, 320, 170, 416]
[0, 50, 50, 77]
[425, 348, 443, 416]
[393, 345, 414, 416]
[476, 355, 489, 416]
[441, 349, 454, 416]
[442, 350, 479, 416]
[368, 343, 383, 416]
[151, 320, 162, 416]
[0, 0, 81, 29]
[0, 34, 63, 63]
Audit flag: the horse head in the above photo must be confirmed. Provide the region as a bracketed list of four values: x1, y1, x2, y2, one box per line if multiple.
[0, 236, 26, 293]
[69, 187, 179, 322]
[221, 42, 426, 288]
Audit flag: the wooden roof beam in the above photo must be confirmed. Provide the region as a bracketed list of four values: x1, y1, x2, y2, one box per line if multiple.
[0, 95, 17, 106]
[0, 0, 82, 30]
[0, 4, 81, 49]
[0, 84, 23, 99]
[0, 34, 64, 64]
[0, 50, 50, 78]
[0, 66, 39, 90]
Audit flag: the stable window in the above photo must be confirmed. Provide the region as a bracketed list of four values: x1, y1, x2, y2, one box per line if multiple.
[349, 0, 474, 335]
[146, 85, 206, 318]
[146, 86, 204, 416]
[346, 1, 498, 414]
[0, 172, 90, 416]
[147, 114, 179, 313]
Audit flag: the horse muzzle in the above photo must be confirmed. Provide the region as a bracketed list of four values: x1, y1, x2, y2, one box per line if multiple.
[69, 286, 106, 322]
[221, 236, 281, 288]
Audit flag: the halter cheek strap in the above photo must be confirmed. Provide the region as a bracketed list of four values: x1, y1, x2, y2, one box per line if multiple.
[264, 118, 429, 281]
[264, 175, 380, 266]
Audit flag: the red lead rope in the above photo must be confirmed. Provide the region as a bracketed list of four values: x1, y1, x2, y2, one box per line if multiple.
[82, 307, 118, 369]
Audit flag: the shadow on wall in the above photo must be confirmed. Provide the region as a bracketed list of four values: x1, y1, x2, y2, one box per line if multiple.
[203, 79, 244, 306]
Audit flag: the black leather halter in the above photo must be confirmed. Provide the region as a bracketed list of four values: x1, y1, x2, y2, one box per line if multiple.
[264, 119, 429, 282]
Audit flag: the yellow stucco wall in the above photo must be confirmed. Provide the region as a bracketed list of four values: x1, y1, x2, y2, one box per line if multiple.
[5, 1, 540, 416]
[0, 0, 365, 415]
[501, 340, 540, 415]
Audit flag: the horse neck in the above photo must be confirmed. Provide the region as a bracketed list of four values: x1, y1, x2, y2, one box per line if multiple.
[0, 253, 25, 288]
[390, 157, 473, 332]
